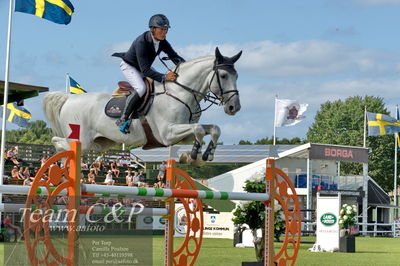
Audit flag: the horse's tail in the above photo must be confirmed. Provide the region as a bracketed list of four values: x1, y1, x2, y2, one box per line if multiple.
[43, 92, 69, 137]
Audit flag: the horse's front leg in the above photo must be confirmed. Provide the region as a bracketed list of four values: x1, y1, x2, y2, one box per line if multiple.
[200, 124, 221, 161]
[165, 123, 206, 163]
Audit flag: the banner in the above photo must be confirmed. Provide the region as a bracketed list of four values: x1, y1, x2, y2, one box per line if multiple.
[315, 193, 341, 251]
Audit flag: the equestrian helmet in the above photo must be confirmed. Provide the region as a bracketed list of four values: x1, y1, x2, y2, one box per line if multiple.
[149, 14, 170, 29]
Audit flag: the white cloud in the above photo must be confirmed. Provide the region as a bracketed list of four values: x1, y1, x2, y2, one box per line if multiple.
[177, 40, 397, 78]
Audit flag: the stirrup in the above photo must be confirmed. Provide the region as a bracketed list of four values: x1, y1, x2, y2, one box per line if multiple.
[115, 119, 124, 127]
[119, 120, 132, 134]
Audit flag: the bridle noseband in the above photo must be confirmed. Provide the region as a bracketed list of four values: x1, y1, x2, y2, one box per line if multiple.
[209, 62, 239, 105]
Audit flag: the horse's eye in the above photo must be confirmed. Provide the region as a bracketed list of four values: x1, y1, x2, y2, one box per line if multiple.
[220, 74, 227, 79]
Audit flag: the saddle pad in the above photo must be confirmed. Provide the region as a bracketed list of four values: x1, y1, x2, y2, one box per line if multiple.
[105, 97, 126, 118]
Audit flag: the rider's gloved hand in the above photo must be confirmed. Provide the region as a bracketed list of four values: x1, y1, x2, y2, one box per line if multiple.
[165, 71, 177, 81]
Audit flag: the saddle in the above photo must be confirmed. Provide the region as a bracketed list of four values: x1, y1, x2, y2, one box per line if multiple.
[104, 78, 154, 119]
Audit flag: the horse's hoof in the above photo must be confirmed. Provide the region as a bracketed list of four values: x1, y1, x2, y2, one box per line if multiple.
[203, 154, 214, 161]
[190, 152, 198, 160]
[202, 152, 209, 161]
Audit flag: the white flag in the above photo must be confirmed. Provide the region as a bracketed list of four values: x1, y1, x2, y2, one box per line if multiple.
[275, 98, 308, 127]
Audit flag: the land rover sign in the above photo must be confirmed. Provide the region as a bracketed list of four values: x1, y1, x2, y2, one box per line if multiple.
[320, 213, 337, 226]
[316, 195, 340, 251]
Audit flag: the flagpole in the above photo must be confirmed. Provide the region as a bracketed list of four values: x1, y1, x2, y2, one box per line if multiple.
[273, 95, 277, 145]
[0, 0, 15, 215]
[395, 105, 398, 218]
[65, 73, 69, 93]
[363, 106, 367, 148]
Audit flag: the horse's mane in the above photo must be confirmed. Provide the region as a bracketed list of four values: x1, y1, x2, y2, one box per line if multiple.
[172, 55, 214, 72]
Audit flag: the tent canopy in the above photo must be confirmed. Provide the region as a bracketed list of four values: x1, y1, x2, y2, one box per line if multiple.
[0, 80, 48, 104]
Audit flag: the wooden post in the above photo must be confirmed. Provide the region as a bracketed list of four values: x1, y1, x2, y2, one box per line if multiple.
[68, 141, 81, 266]
[164, 159, 176, 266]
[265, 159, 275, 266]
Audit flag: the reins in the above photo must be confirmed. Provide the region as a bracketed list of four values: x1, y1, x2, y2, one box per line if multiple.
[156, 56, 238, 122]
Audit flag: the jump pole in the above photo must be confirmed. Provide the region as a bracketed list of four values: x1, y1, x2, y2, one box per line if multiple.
[0, 185, 269, 201]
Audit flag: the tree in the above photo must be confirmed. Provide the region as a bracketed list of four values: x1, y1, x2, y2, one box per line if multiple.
[307, 96, 396, 191]
[2, 120, 53, 145]
[232, 171, 285, 262]
[237, 137, 305, 145]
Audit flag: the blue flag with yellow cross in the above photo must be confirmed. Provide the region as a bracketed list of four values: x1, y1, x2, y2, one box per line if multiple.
[15, 0, 74, 25]
[69, 76, 87, 94]
[367, 112, 400, 136]
[0, 103, 32, 128]
[396, 108, 400, 150]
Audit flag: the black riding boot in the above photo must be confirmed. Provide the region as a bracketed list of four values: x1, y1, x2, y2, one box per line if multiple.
[116, 90, 140, 128]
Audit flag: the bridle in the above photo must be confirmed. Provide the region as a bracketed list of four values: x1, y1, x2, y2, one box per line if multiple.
[157, 56, 239, 122]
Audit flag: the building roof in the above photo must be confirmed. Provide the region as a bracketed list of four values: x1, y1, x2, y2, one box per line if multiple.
[131, 144, 297, 163]
[0, 80, 49, 103]
[132, 142, 370, 164]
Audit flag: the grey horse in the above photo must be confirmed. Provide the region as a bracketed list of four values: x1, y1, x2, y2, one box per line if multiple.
[43, 48, 242, 165]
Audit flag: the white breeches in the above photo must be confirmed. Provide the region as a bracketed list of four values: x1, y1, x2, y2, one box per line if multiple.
[120, 61, 146, 97]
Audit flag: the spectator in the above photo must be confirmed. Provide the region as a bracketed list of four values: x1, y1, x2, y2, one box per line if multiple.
[110, 161, 120, 178]
[95, 153, 106, 169]
[104, 170, 115, 185]
[23, 176, 32, 186]
[155, 161, 166, 187]
[90, 161, 100, 175]
[81, 158, 89, 170]
[40, 155, 48, 166]
[17, 167, 25, 180]
[126, 169, 133, 186]
[137, 170, 145, 187]
[132, 171, 139, 187]
[6, 147, 20, 166]
[87, 169, 96, 184]
[23, 167, 32, 180]
[11, 166, 20, 179]
[157, 161, 166, 178]
[33, 167, 39, 178]
[118, 156, 129, 167]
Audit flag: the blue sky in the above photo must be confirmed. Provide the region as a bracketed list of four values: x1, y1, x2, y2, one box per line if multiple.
[1, 0, 400, 144]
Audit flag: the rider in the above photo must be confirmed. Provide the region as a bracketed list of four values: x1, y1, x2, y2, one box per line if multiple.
[112, 14, 185, 132]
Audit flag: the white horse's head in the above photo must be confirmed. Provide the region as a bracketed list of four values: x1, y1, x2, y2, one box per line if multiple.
[209, 47, 242, 115]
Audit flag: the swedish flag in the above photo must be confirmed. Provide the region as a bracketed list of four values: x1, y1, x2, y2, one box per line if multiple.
[367, 112, 400, 136]
[15, 0, 74, 25]
[0, 103, 32, 128]
[69, 77, 86, 94]
[396, 108, 400, 150]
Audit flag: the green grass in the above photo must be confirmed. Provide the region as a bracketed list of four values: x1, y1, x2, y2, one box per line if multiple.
[1, 236, 400, 265]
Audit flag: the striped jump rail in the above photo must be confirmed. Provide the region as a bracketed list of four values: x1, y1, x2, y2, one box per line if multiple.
[0, 184, 270, 202]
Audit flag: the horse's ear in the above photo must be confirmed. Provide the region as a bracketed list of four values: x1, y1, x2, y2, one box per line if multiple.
[215, 47, 223, 62]
[231, 50, 242, 63]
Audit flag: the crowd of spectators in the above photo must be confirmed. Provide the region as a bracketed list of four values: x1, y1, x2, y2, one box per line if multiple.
[79, 155, 164, 188]
[3, 146, 166, 189]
